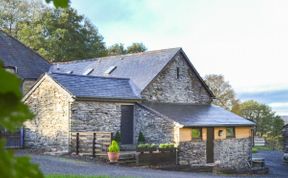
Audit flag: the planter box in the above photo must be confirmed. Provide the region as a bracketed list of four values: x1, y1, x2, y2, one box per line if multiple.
[136, 147, 157, 153]
[159, 148, 176, 152]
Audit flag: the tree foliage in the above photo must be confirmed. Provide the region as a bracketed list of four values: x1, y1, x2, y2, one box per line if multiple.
[0, 0, 147, 62]
[0, 63, 43, 178]
[107, 42, 147, 56]
[233, 100, 284, 137]
[204, 74, 239, 110]
[16, 7, 107, 62]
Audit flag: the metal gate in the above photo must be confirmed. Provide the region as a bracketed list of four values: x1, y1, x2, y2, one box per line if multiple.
[0, 128, 24, 148]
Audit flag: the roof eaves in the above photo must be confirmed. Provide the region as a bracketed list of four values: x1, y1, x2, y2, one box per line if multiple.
[137, 103, 183, 126]
[75, 96, 142, 102]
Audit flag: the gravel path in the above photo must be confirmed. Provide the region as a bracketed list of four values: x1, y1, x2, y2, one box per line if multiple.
[18, 151, 288, 178]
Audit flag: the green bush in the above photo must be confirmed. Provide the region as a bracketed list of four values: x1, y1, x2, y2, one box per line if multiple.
[159, 143, 174, 149]
[138, 131, 145, 144]
[113, 131, 121, 143]
[137, 143, 157, 149]
[108, 140, 120, 153]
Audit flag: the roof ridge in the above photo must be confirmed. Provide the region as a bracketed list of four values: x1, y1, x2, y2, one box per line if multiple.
[49, 72, 131, 80]
[52, 47, 182, 65]
[0, 29, 51, 65]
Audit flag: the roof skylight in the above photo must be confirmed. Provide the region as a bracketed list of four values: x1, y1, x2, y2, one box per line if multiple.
[83, 68, 94, 75]
[104, 66, 117, 75]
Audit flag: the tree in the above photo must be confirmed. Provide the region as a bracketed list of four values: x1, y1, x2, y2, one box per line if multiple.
[107, 43, 126, 56]
[204, 74, 239, 110]
[0, 62, 43, 178]
[234, 100, 284, 136]
[107, 43, 147, 56]
[17, 7, 107, 62]
[127, 43, 147, 53]
[0, 0, 29, 36]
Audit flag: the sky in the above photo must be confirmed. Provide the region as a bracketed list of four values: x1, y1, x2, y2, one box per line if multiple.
[70, 0, 288, 115]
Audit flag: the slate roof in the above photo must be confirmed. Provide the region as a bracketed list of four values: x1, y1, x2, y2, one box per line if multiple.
[48, 73, 141, 100]
[0, 30, 50, 79]
[141, 103, 255, 127]
[49, 48, 214, 97]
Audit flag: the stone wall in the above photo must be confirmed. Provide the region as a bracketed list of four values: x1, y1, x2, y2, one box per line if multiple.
[141, 53, 212, 104]
[70, 101, 123, 133]
[134, 104, 175, 144]
[214, 138, 252, 170]
[178, 141, 207, 165]
[24, 77, 72, 152]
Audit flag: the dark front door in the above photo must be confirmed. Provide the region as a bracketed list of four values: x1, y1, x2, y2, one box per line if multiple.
[206, 127, 214, 163]
[120, 105, 134, 144]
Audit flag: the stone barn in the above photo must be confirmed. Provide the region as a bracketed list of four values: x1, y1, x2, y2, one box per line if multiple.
[23, 48, 255, 170]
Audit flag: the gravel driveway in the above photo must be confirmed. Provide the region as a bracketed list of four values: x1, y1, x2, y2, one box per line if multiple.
[19, 151, 288, 178]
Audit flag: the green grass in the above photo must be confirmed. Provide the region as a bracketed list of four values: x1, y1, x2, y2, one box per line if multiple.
[46, 175, 134, 178]
[46, 175, 108, 178]
[252, 146, 272, 153]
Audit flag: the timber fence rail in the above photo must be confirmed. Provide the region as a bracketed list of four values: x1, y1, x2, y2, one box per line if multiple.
[71, 131, 112, 157]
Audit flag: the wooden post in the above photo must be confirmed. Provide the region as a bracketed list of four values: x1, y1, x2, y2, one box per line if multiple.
[92, 133, 96, 157]
[76, 133, 79, 155]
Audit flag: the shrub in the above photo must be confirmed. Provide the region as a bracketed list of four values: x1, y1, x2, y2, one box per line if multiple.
[113, 131, 121, 143]
[138, 132, 145, 144]
[137, 143, 157, 149]
[159, 143, 174, 149]
[108, 140, 120, 153]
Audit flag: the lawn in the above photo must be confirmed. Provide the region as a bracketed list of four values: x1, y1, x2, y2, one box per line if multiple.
[46, 176, 109, 178]
[252, 146, 272, 153]
[46, 175, 133, 178]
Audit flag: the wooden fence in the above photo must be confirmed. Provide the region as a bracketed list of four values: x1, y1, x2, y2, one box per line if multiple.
[71, 132, 112, 156]
[0, 128, 24, 148]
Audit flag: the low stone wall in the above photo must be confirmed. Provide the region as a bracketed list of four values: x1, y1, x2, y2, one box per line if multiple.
[214, 138, 252, 170]
[178, 141, 206, 165]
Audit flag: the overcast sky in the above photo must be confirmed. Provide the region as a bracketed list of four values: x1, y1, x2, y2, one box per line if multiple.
[71, 0, 288, 115]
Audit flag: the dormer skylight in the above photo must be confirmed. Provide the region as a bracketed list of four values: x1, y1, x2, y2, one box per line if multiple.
[104, 66, 117, 75]
[83, 68, 94, 75]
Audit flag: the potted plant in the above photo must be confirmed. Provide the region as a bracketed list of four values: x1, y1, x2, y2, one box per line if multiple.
[107, 140, 120, 162]
[159, 143, 175, 152]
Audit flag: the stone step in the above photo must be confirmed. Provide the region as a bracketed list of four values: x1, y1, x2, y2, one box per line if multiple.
[120, 144, 136, 151]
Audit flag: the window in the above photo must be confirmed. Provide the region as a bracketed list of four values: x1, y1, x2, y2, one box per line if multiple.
[83, 68, 94, 75]
[191, 128, 202, 140]
[176, 67, 180, 79]
[5, 66, 17, 74]
[104, 66, 117, 75]
[226, 127, 235, 138]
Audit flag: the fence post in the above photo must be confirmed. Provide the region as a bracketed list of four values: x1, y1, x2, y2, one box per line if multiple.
[76, 133, 79, 155]
[92, 133, 96, 157]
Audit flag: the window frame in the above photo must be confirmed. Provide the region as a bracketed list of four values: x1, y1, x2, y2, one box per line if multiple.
[226, 127, 235, 138]
[191, 128, 202, 141]
[176, 67, 180, 79]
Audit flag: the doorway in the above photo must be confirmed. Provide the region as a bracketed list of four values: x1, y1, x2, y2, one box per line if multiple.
[206, 127, 214, 163]
[120, 105, 134, 144]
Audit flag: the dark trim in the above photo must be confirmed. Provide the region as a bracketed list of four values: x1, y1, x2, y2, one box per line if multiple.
[75, 97, 142, 103]
[183, 124, 254, 128]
